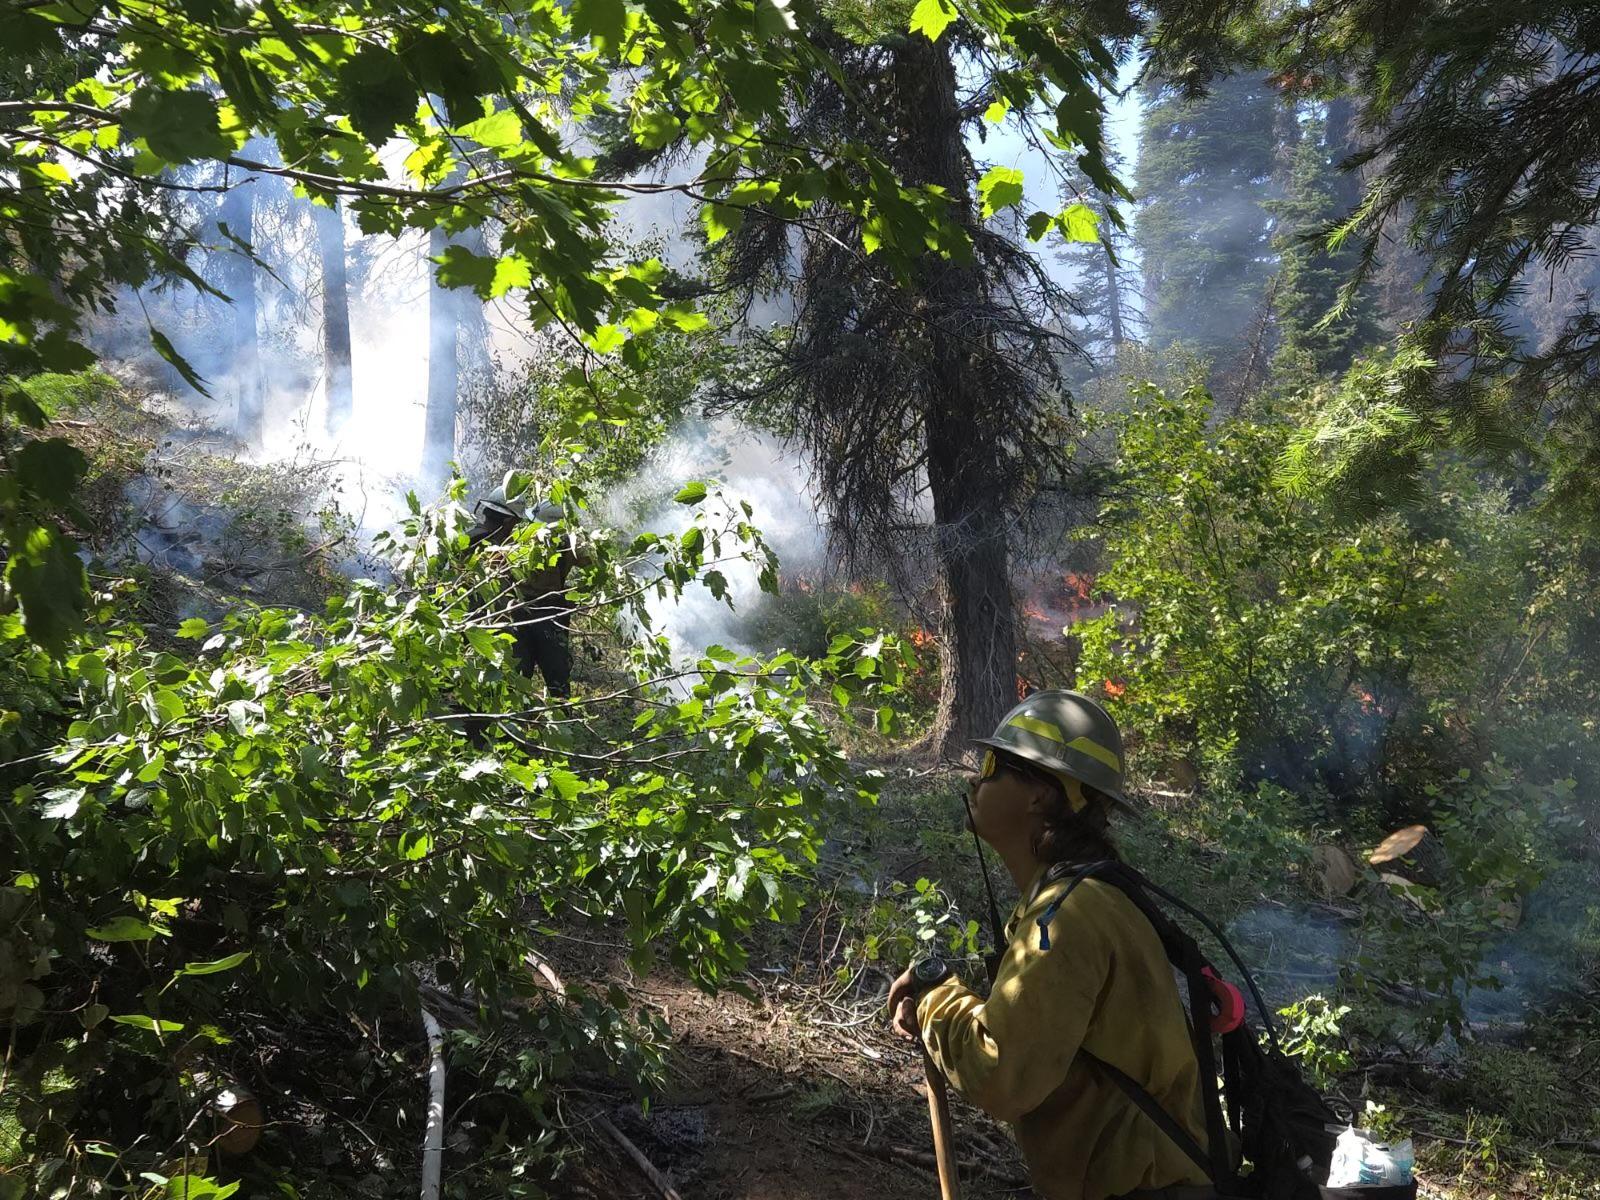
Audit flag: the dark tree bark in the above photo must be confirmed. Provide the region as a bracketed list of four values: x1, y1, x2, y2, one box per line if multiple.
[1102, 230, 1126, 347]
[682, 30, 1077, 760]
[422, 223, 458, 483]
[313, 200, 354, 435]
[218, 178, 264, 443]
[889, 37, 1020, 754]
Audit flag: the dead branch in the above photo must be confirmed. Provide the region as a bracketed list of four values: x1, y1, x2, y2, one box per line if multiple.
[593, 1112, 684, 1200]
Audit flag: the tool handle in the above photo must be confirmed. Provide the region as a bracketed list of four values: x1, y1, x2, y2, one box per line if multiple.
[922, 1050, 962, 1200]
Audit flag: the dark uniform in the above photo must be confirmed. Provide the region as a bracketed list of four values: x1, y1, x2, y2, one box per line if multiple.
[465, 491, 582, 697]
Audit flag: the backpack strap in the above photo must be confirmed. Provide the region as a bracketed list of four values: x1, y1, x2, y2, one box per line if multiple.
[1082, 1050, 1213, 1181]
[1038, 861, 1235, 1186]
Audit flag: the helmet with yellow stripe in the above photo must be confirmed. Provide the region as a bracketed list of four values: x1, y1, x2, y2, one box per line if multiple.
[975, 690, 1131, 814]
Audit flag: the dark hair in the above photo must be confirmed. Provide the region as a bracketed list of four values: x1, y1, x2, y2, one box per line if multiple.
[996, 753, 1120, 866]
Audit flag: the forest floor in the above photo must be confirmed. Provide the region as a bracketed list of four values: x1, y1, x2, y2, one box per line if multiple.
[540, 782, 1600, 1200]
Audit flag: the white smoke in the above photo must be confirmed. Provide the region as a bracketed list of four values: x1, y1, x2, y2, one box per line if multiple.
[605, 417, 826, 662]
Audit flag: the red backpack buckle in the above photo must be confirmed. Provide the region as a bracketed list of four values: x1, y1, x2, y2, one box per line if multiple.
[1202, 967, 1245, 1033]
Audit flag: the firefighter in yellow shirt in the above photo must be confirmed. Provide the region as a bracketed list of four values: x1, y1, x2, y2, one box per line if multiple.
[888, 692, 1216, 1200]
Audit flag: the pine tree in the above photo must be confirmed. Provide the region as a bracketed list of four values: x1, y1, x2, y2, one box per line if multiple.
[1134, 73, 1282, 368]
[1055, 145, 1138, 370]
[688, 26, 1111, 754]
[1268, 98, 1383, 378]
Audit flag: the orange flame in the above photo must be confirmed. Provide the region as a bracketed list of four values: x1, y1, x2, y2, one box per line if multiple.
[909, 627, 936, 649]
[1016, 675, 1032, 700]
[1102, 679, 1127, 698]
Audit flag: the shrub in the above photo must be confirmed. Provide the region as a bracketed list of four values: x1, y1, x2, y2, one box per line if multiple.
[0, 461, 908, 1195]
[1077, 381, 1545, 815]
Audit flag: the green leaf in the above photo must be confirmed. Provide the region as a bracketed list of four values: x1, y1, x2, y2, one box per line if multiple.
[1058, 202, 1100, 242]
[165, 1178, 239, 1200]
[122, 89, 230, 163]
[674, 481, 708, 504]
[87, 917, 164, 942]
[701, 203, 743, 245]
[663, 305, 708, 332]
[457, 108, 522, 151]
[177, 617, 209, 639]
[977, 165, 1024, 218]
[754, 0, 798, 40]
[723, 62, 783, 115]
[546, 768, 580, 800]
[399, 832, 433, 860]
[586, 323, 626, 354]
[41, 787, 83, 819]
[150, 328, 211, 396]
[909, 0, 959, 41]
[7, 523, 88, 655]
[13, 436, 87, 507]
[434, 244, 498, 298]
[571, 0, 627, 47]
[178, 952, 251, 977]
[491, 255, 532, 297]
[110, 1013, 184, 1034]
[1025, 210, 1053, 242]
[338, 45, 412, 144]
[861, 212, 889, 255]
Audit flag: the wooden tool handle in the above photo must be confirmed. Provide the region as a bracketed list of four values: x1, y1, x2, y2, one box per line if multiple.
[923, 1049, 962, 1200]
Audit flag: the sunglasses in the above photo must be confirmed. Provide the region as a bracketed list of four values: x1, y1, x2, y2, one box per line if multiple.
[975, 749, 1089, 812]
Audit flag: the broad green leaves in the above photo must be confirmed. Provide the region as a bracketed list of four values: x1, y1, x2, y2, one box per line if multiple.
[0, 0, 1127, 668]
[1025, 202, 1100, 243]
[122, 90, 233, 163]
[86, 917, 165, 942]
[909, 0, 959, 41]
[978, 165, 1024, 218]
[5, 457, 903, 1189]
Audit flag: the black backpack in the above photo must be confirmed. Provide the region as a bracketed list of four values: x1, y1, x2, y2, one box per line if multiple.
[1031, 860, 1416, 1200]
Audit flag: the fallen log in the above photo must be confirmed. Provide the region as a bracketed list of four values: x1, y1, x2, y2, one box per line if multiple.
[594, 1112, 684, 1200]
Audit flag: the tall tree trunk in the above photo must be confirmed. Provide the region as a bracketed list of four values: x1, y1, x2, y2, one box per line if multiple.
[219, 176, 264, 443]
[422, 223, 458, 483]
[891, 37, 1021, 758]
[313, 201, 354, 435]
[1102, 221, 1125, 347]
[455, 223, 493, 397]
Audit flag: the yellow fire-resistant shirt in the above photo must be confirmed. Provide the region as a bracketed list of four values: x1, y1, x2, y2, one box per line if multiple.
[917, 866, 1213, 1200]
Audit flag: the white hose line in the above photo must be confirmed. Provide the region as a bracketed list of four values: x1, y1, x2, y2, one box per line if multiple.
[420, 1008, 446, 1200]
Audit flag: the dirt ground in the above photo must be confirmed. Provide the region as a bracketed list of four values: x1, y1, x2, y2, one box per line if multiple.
[563, 971, 1031, 1200]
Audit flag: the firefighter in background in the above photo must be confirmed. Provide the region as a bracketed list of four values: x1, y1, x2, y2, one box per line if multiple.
[465, 484, 585, 697]
[887, 692, 1214, 1200]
